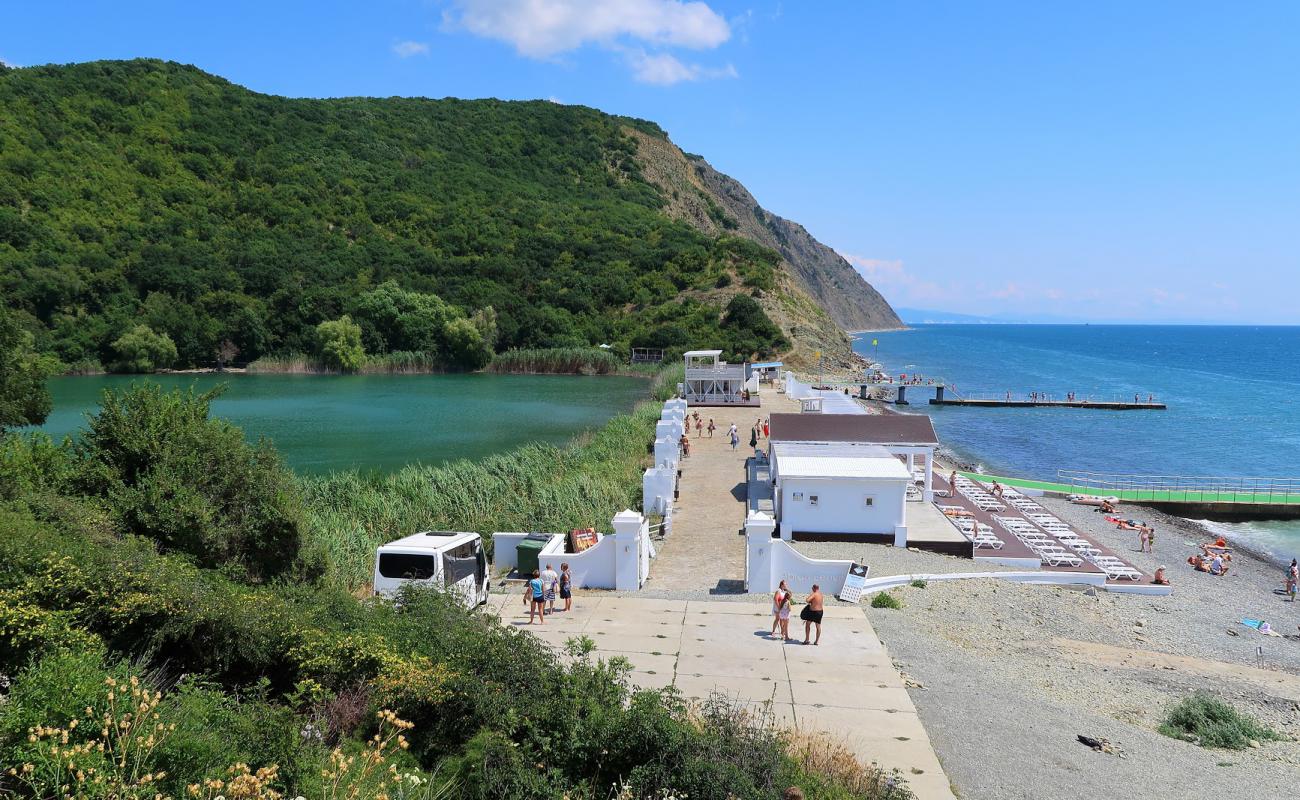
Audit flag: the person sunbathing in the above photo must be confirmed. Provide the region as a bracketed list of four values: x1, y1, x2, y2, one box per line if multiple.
[1209, 554, 1229, 576]
[1201, 537, 1230, 555]
[1187, 554, 1207, 572]
[1152, 566, 1170, 585]
[1098, 499, 1117, 514]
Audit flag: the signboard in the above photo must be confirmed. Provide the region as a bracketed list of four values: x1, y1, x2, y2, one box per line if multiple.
[837, 561, 871, 603]
[569, 528, 599, 553]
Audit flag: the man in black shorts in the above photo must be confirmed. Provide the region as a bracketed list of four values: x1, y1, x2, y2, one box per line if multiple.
[801, 584, 824, 645]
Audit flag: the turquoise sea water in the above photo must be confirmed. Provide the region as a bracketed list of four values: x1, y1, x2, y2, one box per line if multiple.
[856, 324, 1300, 562]
[29, 373, 648, 475]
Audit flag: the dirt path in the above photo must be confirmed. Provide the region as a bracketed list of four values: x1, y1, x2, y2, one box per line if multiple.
[648, 392, 801, 592]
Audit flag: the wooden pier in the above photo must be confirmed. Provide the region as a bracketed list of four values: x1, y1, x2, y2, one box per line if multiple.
[930, 398, 1166, 410]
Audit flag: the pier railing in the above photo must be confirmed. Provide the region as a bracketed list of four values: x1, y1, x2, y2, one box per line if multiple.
[1058, 469, 1300, 504]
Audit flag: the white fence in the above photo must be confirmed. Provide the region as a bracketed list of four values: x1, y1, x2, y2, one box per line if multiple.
[744, 511, 854, 594]
[492, 510, 649, 590]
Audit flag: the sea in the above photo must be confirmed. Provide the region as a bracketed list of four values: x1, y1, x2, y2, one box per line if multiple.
[856, 324, 1300, 564]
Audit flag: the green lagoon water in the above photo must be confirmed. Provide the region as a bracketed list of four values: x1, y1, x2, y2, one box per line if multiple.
[31, 373, 649, 474]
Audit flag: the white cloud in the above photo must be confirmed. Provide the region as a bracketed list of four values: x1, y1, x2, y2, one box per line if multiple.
[446, 0, 730, 57]
[838, 253, 954, 305]
[392, 40, 430, 58]
[443, 0, 734, 83]
[626, 49, 736, 85]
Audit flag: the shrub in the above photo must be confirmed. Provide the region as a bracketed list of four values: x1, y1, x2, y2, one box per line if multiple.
[909, 579, 927, 589]
[871, 591, 903, 610]
[72, 383, 306, 580]
[1159, 692, 1283, 750]
[110, 324, 178, 373]
[315, 315, 365, 373]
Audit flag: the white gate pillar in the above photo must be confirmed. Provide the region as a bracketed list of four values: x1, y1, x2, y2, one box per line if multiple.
[611, 509, 644, 591]
[745, 511, 777, 593]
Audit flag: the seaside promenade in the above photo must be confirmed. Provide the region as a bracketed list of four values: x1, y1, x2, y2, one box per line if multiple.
[647, 389, 803, 591]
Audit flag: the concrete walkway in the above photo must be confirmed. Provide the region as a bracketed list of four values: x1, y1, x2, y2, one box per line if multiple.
[648, 392, 802, 592]
[487, 594, 956, 800]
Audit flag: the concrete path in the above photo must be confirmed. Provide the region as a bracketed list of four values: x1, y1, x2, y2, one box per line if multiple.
[487, 594, 956, 800]
[648, 392, 802, 592]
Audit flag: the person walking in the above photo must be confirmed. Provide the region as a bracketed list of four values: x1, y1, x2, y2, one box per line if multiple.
[541, 563, 560, 614]
[801, 584, 825, 645]
[749, 425, 758, 454]
[730, 427, 739, 451]
[560, 562, 574, 611]
[770, 579, 789, 637]
[776, 592, 793, 641]
[707, 418, 716, 438]
[1286, 559, 1298, 601]
[762, 418, 770, 438]
[524, 569, 546, 624]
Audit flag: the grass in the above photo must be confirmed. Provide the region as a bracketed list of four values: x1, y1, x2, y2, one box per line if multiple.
[1158, 692, 1284, 750]
[298, 402, 660, 590]
[487, 347, 624, 375]
[870, 592, 903, 610]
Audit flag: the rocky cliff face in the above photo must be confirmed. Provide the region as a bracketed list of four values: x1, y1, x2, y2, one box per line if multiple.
[628, 130, 902, 336]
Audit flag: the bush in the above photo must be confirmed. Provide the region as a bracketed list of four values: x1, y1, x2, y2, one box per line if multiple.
[1159, 692, 1283, 750]
[909, 579, 927, 589]
[315, 315, 365, 373]
[871, 591, 903, 610]
[110, 323, 178, 373]
[73, 383, 306, 580]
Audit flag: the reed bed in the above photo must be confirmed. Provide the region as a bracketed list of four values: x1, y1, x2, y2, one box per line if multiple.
[487, 347, 624, 375]
[299, 402, 660, 590]
[651, 362, 685, 401]
[248, 351, 446, 374]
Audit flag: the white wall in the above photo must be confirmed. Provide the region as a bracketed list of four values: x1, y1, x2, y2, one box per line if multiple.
[643, 467, 676, 515]
[745, 512, 853, 594]
[538, 533, 616, 590]
[779, 477, 906, 535]
[492, 532, 533, 572]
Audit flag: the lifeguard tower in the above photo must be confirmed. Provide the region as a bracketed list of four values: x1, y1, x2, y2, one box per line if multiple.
[683, 350, 754, 406]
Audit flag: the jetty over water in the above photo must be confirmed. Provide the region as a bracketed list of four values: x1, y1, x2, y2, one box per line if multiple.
[845, 378, 1166, 409]
[966, 470, 1300, 521]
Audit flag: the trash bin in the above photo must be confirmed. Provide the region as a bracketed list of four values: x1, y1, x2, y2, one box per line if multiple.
[516, 533, 551, 577]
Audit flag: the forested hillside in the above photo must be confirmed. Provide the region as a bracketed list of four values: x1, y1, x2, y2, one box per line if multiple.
[0, 59, 892, 371]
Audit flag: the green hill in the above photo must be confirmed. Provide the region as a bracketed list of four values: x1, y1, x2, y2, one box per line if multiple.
[0, 59, 897, 372]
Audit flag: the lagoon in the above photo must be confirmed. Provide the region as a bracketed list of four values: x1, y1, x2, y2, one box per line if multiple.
[32, 373, 649, 474]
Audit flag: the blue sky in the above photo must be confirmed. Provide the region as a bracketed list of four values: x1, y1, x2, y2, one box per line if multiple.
[7, 1, 1299, 323]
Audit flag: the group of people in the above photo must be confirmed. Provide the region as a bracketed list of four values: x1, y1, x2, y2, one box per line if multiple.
[687, 411, 717, 438]
[768, 580, 825, 645]
[523, 562, 573, 624]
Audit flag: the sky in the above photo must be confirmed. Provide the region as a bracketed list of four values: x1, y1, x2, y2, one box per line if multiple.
[6, 1, 1300, 324]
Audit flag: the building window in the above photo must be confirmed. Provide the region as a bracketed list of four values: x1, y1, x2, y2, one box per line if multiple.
[864, 496, 875, 508]
[809, 495, 819, 507]
[793, 491, 804, 501]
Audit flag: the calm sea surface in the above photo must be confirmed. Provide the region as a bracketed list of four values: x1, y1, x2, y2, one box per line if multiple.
[30, 373, 648, 474]
[857, 324, 1300, 562]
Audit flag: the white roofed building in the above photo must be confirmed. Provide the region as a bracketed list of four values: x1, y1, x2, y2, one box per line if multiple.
[770, 443, 911, 545]
[683, 349, 753, 406]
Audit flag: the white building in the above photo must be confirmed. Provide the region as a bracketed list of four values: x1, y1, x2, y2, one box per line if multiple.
[683, 349, 751, 406]
[770, 443, 912, 545]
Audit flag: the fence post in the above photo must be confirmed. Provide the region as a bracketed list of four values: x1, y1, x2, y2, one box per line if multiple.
[744, 511, 777, 593]
[611, 509, 645, 591]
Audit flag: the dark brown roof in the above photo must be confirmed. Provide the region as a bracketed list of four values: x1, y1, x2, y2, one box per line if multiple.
[768, 413, 939, 445]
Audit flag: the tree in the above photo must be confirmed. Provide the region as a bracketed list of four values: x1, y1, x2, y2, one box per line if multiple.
[316, 315, 365, 372]
[110, 324, 178, 373]
[0, 307, 56, 433]
[214, 339, 240, 371]
[73, 384, 306, 581]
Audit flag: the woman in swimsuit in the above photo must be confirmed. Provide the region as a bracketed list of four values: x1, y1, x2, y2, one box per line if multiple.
[770, 580, 789, 637]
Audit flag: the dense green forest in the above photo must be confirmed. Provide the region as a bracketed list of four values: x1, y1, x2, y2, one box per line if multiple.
[0, 59, 787, 372]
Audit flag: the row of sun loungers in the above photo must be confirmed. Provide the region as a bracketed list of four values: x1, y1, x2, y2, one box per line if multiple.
[944, 478, 1145, 581]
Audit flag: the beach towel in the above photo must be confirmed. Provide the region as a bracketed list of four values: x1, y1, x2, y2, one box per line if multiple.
[1241, 618, 1282, 637]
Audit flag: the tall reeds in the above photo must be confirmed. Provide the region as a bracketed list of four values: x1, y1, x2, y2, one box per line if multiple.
[487, 347, 624, 375]
[299, 402, 660, 590]
[247, 352, 446, 374]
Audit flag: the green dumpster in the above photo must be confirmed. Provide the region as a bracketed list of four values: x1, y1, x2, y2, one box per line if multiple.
[516, 533, 551, 577]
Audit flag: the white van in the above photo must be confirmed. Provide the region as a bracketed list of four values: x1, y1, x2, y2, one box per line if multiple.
[373, 531, 490, 608]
